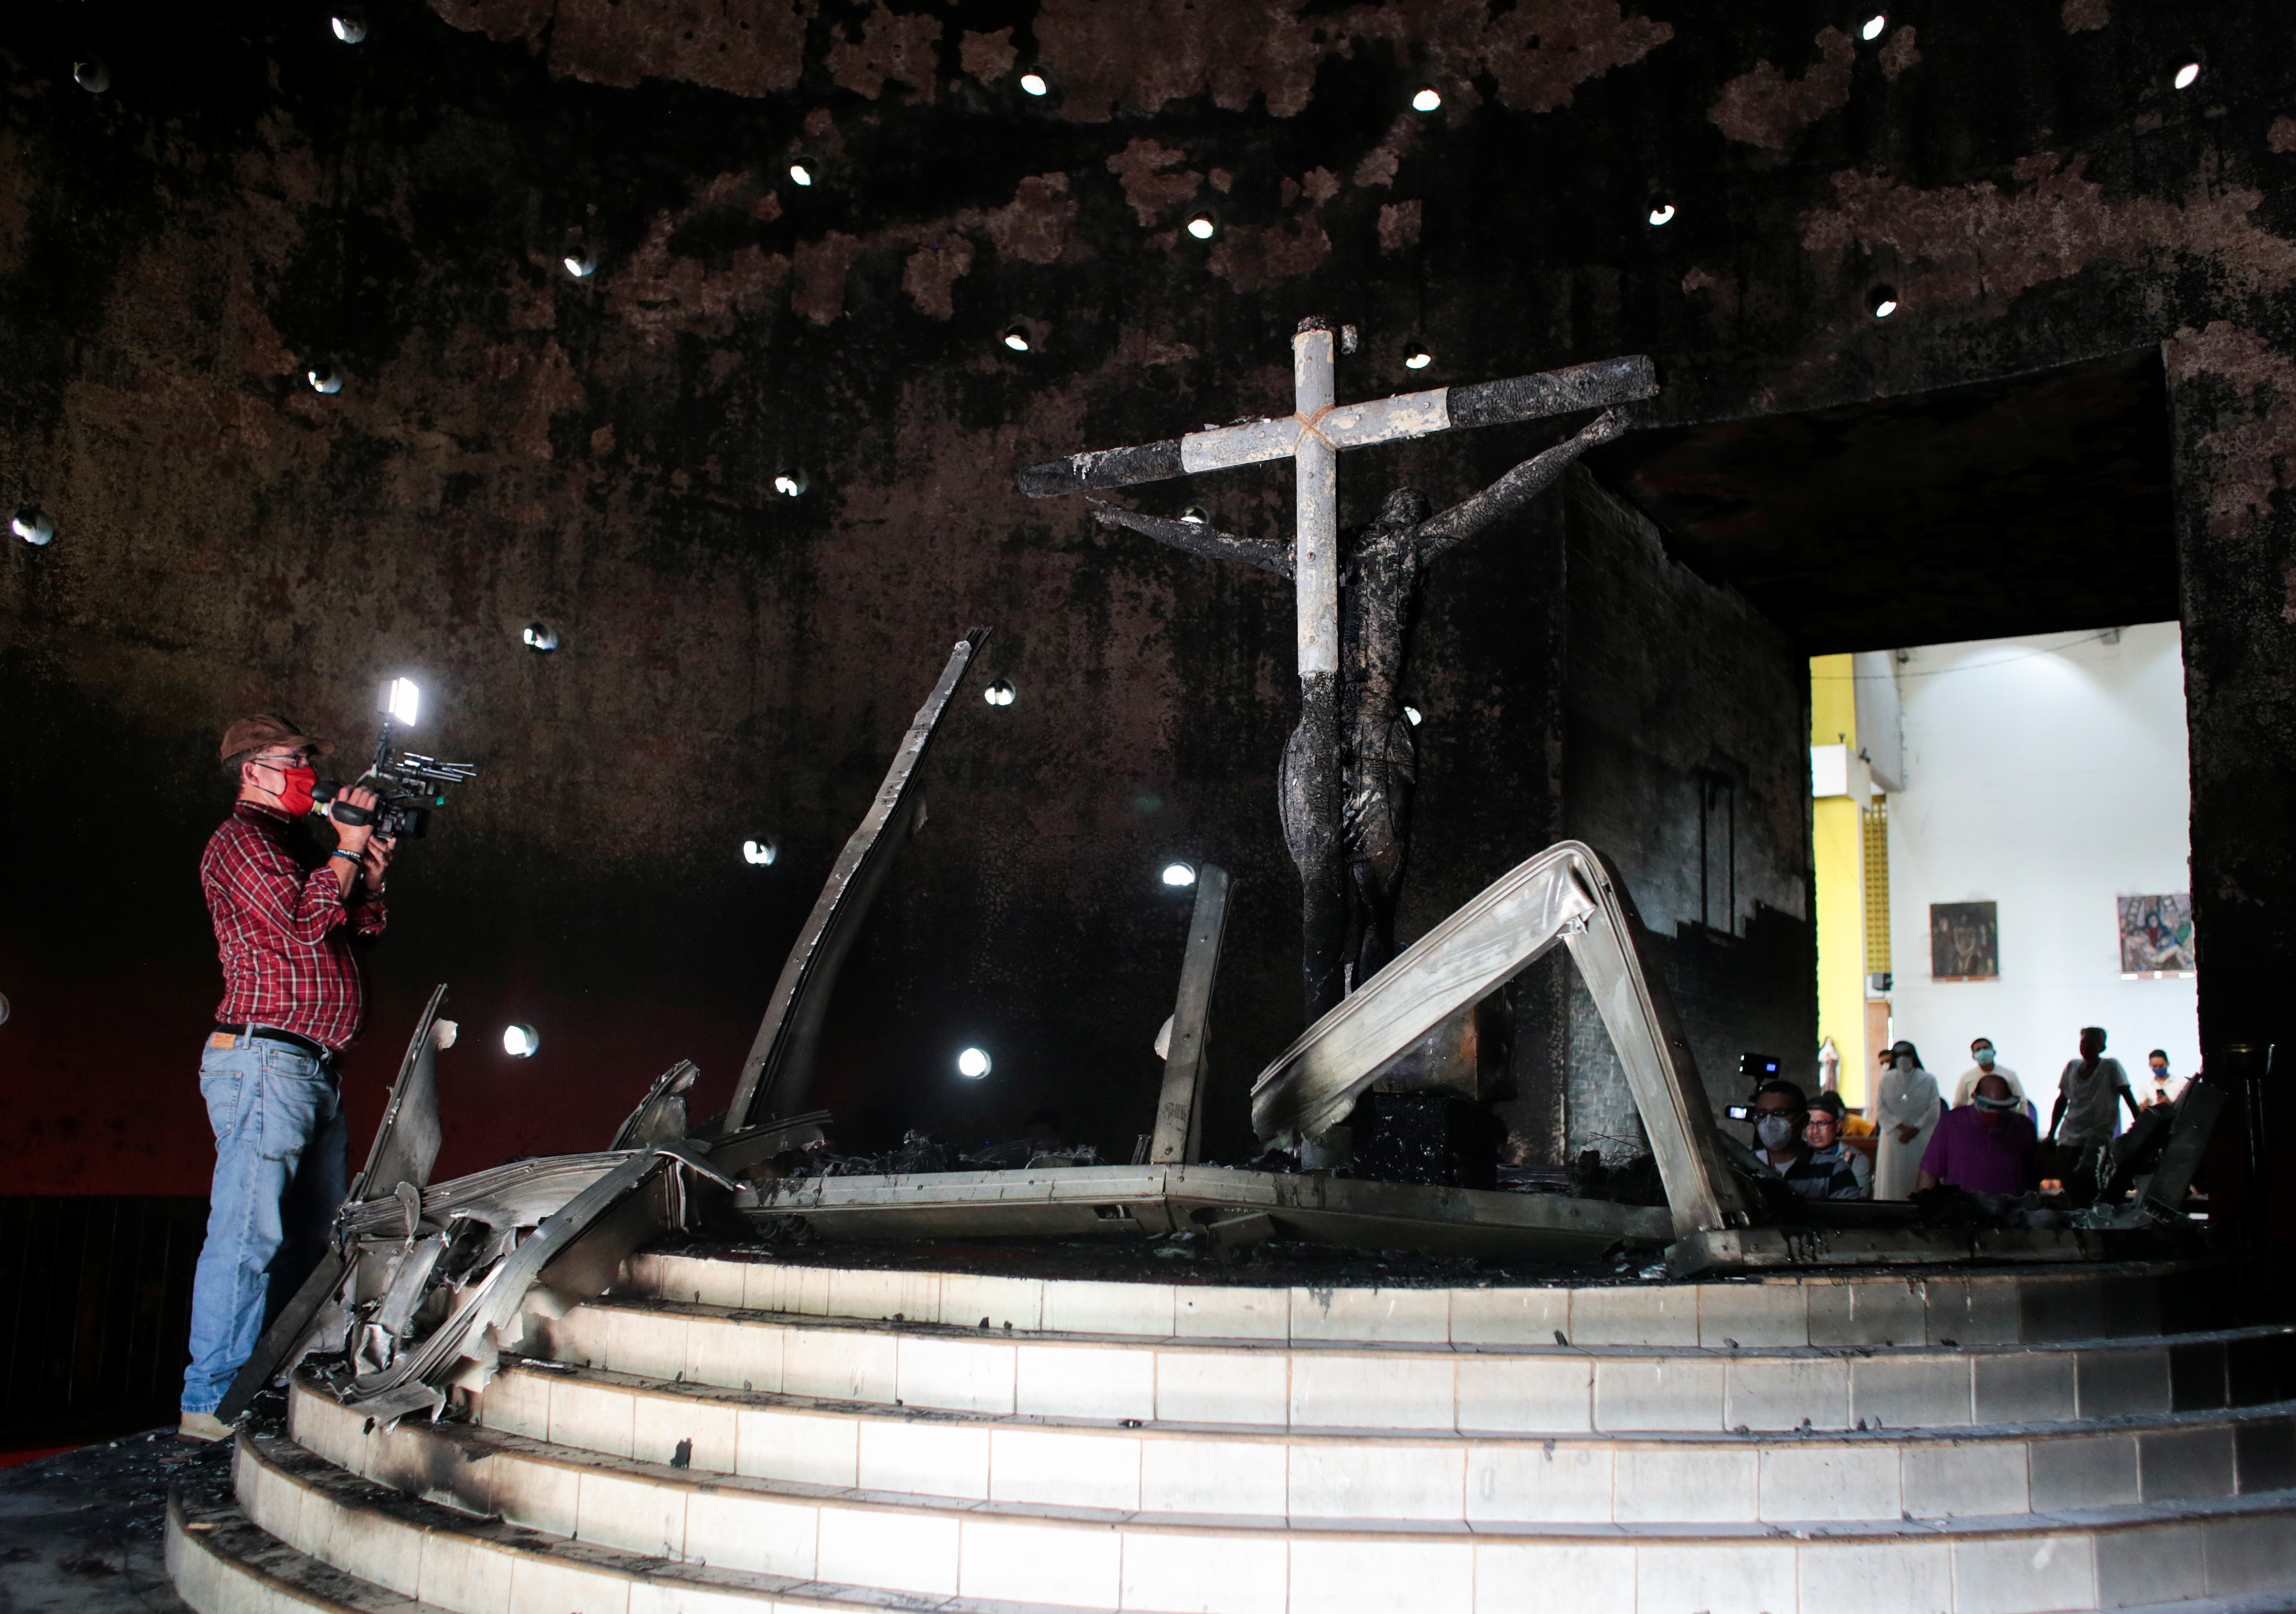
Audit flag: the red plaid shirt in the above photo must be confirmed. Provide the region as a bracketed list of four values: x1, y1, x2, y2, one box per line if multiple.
[201, 802, 387, 1052]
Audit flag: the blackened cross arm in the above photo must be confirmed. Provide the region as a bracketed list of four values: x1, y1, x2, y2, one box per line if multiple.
[1017, 355, 1656, 501]
[1089, 502, 1293, 575]
[1416, 408, 1626, 560]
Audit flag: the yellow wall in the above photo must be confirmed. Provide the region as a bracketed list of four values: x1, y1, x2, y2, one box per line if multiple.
[1813, 795, 1869, 1107]
[1810, 654, 1869, 1107]
[1812, 651, 1857, 751]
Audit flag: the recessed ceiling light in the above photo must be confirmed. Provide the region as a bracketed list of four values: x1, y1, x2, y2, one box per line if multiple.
[1185, 215, 1216, 241]
[522, 621, 558, 652]
[742, 838, 777, 865]
[1019, 71, 1049, 96]
[2173, 62, 2201, 89]
[1161, 862, 1196, 887]
[957, 1046, 992, 1078]
[1411, 88, 1442, 112]
[331, 12, 368, 43]
[773, 471, 808, 497]
[984, 678, 1017, 707]
[1002, 327, 1031, 352]
[11, 508, 54, 546]
[563, 251, 596, 278]
[73, 58, 109, 94]
[1870, 286, 1899, 318]
[1179, 507, 1208, 526]
[1860, 13, 1886, 41]
[1404, 705, 1423, 726]
[789, 161, 814, 187]
[306, 363, 342, 394]
[1648, 201, 1677, 226]
[502, 1023, 539, 1058]
[1404, 349, 1433, 370]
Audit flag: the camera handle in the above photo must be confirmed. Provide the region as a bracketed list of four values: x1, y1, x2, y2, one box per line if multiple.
[311, 776, 377, 827]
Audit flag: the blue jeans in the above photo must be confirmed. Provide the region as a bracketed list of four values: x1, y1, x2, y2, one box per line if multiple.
[181, 1035, 347, 1415]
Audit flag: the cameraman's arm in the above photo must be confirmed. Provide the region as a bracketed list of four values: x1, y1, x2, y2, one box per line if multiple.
[213, 824, 358, 943]
[321, 785, 378, 905]
[349, 835, 393, 936]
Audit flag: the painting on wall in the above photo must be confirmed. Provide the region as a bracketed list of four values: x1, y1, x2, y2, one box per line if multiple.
[1930, 901, 1999, 981]
[2119, 894, 2197, 978]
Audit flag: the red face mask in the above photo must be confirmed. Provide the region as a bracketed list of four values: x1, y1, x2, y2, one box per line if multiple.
[272, 765, 318, 817]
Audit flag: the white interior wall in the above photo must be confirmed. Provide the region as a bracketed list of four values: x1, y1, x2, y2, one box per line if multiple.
[1885, 623, 2198, 1100]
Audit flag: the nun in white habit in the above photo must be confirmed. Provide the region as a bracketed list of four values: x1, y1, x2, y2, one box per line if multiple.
[1873, 1039, 1942, 1200]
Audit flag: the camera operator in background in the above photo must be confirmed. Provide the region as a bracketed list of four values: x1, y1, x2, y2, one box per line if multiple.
[179, 716, 394, 1442]
[1745, 1080, 1868, 1200]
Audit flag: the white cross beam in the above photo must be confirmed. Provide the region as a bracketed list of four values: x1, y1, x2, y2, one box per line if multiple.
[1020, 327, 1656, 684]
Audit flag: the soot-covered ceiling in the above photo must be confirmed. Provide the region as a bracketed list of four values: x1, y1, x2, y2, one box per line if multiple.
[1591, 347, 2179, 653]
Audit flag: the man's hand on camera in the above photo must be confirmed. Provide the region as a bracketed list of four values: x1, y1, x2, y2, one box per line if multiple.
[361, 834, 396, 891]
[333, 785, 379, 853]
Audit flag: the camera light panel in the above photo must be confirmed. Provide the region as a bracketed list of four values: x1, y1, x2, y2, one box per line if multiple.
[380, 677, 421, 727]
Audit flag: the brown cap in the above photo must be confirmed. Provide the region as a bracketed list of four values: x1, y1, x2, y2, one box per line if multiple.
[220, 714, 334, 762]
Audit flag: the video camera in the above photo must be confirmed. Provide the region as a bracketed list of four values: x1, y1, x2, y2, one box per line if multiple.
[1724, 1052, 1785, 1122]
[312, 677, 477, 840]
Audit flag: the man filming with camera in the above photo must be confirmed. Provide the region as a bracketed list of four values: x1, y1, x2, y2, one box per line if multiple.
[178, 715, 394, 1441]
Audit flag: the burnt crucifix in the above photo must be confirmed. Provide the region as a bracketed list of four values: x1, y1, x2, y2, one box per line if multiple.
[1020, 320, 1656, 1023]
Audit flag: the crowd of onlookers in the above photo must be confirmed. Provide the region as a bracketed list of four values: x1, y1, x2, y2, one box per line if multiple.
[1741, 1027, 2187, 1201]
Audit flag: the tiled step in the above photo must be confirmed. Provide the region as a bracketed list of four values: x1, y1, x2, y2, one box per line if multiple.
[467, 1357, 2296, 1526]
[621, 1251, 2261, 1350]
[243, 1415, 2296, 1614]
[539, 1297, 2296, 1435]
[168, 1464, 2296, 1614]
[170, 1458, 1095, 1614]
[168, 1477, 419, 1614]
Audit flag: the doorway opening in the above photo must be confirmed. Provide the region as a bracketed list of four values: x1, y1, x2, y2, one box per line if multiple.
[1591, 343, 2185, 1140]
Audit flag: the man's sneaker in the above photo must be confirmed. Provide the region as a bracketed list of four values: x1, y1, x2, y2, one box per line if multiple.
[177, 1411, 234, 1443]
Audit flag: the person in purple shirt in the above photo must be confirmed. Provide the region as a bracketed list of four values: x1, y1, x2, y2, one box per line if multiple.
[1916, 1073, 2040, 1196]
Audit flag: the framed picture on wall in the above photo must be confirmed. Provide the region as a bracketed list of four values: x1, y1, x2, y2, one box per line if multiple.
[2119, 893, 2197, 978]
[1930, 901, 1999, 981]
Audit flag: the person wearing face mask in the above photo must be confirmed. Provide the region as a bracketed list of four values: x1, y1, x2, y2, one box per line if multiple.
[1801, 1093, 1873, 1198]
[1917, 1073, 2040, 1195]
[1872, 1040, 1942, 1200]
[1743, 1080, 1867, 1199]
[180, 715, 389, 1442]
[1952, 1038, 2027, 1110]
[2142, 1050, 2184, 1109]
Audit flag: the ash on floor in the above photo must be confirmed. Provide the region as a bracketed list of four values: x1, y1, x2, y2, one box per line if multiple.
[0, 1429, 231, 1613]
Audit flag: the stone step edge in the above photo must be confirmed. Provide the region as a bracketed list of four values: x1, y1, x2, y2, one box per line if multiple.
[578, 1293, 2296, 1361]
[169, 1481, 420, 1614]
[176, 1466, 1106, 1614]
[632, 1249, 2228, 1299]
[241, 1423, 2296, 1614]
[169, 1472, 2296, 1614]
[492, 1355, 2296, 1451]
[287, 1394, 2296, 1548]
[2105, 1594, 2296, 1614]
[621, 1248, 2257, 1348]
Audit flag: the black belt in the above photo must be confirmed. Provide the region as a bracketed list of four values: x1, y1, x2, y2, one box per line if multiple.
[213, 1022, 336, 1065]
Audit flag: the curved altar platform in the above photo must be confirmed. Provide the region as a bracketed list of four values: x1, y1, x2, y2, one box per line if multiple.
[169, 1247, 2296, 1614]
